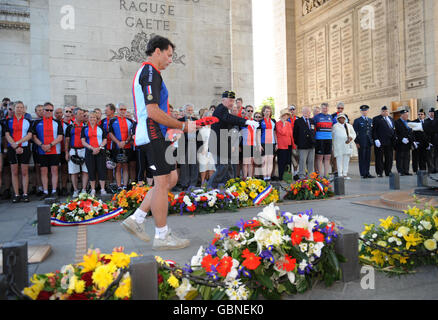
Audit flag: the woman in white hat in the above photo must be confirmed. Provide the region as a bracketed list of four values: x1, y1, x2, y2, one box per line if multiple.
[332, 113, 356, 179]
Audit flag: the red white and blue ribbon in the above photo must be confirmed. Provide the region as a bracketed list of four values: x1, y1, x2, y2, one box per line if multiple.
[253, 185, 273, 206]
[315, 181, 325, 195]
[51, 208, 125, 227]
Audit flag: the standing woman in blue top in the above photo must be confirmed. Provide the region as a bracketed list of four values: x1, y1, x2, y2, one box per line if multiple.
[313, 103, 333, 178]
[259, 105, 277, 182]
[81, 112, 108, 196]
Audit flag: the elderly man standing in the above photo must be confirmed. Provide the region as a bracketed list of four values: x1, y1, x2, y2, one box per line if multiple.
[207, 91, 259, 188]
[395, 109, 414, 176]
[177, 103, 199, 189]
[293, 106, 316, 179]
[373, 106, 396, 177]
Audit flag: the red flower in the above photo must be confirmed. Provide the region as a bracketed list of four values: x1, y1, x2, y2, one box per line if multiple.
[36, 290, 52, 300]
[291, 228, 311, 246]
[232, 192, 239, 197]
[171, 200, 177, 206]
[68, 293, 89, 300]
[244, 220, 261, 230]
[83, 206, 91, 214]
[241, 249, 261, 270]
[158, 274, 164, 285]
[228, 231, 239, 239]
[102, 204, 108, 210]
[67, 202, 77, 211]
[216, 194, 225, 200]
[200, 196, 208, 202]
[212, 234, 221, 245]
[313, 231, 325, 243]
[217, 256, 233, 277]
[187, 205, 197, 212]
[81, 271, 94, 288]
[201, 254, 219, 273]
[277, 255, 296, 272]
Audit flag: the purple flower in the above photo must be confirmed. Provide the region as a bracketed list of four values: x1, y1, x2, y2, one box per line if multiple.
[205, 244, 218, 257]
[182, 264, 193, 274]
[207, 264, 219, 281]
[237, 265, 251, 279]
[236, 219, 246, 233]
[260, 249, 275, 264]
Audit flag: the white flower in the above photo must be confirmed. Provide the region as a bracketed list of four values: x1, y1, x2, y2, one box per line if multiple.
[299, 243, 308, 253]
[253, 228, 283, 254]
[298, 259, 308, 272]
[434, 232, 438, 242]
[311, 215, 329, 225]
[175, 278, 194, 300]
[257, 203, 280, 227]
[190, 246, 204, 269]
[420, 220, 432, 231]
[372, 233, 378, 239]
[224, 259, 240, 283]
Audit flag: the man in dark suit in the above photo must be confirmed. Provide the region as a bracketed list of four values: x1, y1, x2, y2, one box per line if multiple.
[424, 108, 438, 173]
[293, 106, 316, 179]
[394, 109, 414, 176]
[372, 106, 396, 177]
[353, 105, 375, 179]
[207, 91, 259, 188]
[411, 109, 429, 173]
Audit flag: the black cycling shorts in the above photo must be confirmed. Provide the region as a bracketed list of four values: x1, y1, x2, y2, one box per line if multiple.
[139, 139, 176, 177]
[315, 139, 332, 155]
[38, 154, 60, 168]
[7, 146, 32, 165]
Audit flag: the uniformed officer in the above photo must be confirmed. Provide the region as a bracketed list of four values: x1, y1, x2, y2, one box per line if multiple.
[394, 109, 414, 176]
[411, 109, 429, 173]
[353, 105, 375, 179]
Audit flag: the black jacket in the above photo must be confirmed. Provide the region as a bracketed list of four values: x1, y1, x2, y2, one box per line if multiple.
[208, 103, 247, 160]
[411, 118, 430, 149]
[293, 117, 315, 150]
[394, 118, 414, 151]
[372, 115, 396, 147]
[424, 116, 438, 146]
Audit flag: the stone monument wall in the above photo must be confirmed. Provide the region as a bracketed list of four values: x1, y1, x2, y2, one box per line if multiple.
[2, 0, 254, 113]
[287, 0, 436, 119]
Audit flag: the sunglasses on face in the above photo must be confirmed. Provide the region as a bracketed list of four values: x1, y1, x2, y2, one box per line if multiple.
[45, 109, 53, 112]
[247, 110, 253, 113]
[65, 110, 72, 113]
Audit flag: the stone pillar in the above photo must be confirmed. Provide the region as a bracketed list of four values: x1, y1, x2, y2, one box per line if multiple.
[230, 0, 255, 106]
[30, 0, 51, 108]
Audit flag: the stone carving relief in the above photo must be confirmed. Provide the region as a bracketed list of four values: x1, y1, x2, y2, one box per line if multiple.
[110, 31, 186, 65]
[302, 0, 331, 16]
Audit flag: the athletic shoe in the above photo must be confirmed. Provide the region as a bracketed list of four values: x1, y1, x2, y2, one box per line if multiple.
[12, 195, 21, 203]
[90, 189, 96, 197]
[101, 190, 108, 196]
[121, 218, 151, 242]
[73, 190, 79, 198]
[152, 230, 190, 251]
[22, 194, 30, 203]
[344, 176, 352, 180]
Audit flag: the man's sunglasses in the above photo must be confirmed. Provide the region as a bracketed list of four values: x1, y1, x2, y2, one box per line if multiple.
[65, 110, 72, 113]
[45, 109, 54, 112]
[246, 110, 254, 113]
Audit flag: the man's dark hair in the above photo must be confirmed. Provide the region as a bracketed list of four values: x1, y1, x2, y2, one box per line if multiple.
[145, 35, 175, 57]
[236, 98, 243, 103]
[106, 103, 116, 113]
[34, 104, 43, 112]
[44, 102, 54, 108]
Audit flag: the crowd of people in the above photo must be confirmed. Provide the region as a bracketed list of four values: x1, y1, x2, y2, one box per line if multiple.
[1, 95, 437, 204]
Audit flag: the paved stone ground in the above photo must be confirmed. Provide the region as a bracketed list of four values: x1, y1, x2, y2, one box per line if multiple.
[1, 161, 438, 300]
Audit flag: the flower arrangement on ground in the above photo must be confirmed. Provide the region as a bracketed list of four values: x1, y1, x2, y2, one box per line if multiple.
[359, 205, 438, 274]
[225, 178, 280, 207]
[284, 172, 334, 201]
[51, 193, 121, 226]
[110, 183, 174, 220]
[159, 203, 344, 300]
[23, 248, 138, 300]
[168, 186, 239, 215]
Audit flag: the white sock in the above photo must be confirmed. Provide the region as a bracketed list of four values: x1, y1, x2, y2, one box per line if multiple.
[44, 190, 49, 195]
[155, 225, 169, 239]
[131, 208, 147, 224]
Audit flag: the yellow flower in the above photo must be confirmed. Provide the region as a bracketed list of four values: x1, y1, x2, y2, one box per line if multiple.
[240, 181, 247, 188]
[406, 207, 422, 218]
[370, 250, 385, 267]
[92, 263, 118, 290]
[434, 232, 438, 242]
[23, 275, 45, 300]
[115, 276, 131, 299]
[424, 239, 437, 251]
[432, 215, 438, 228]
[111, 252, 132, 269]
[379, 216, 394, 230]
[249, 192, 257, 199]
[67, 276, 85, 294]
[403, 233, 422, 250]
[78, 250, 101, 274]
[377, 241, 387, 248]
[362, 224, 374, 236]
[167, 274, 180, 288]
